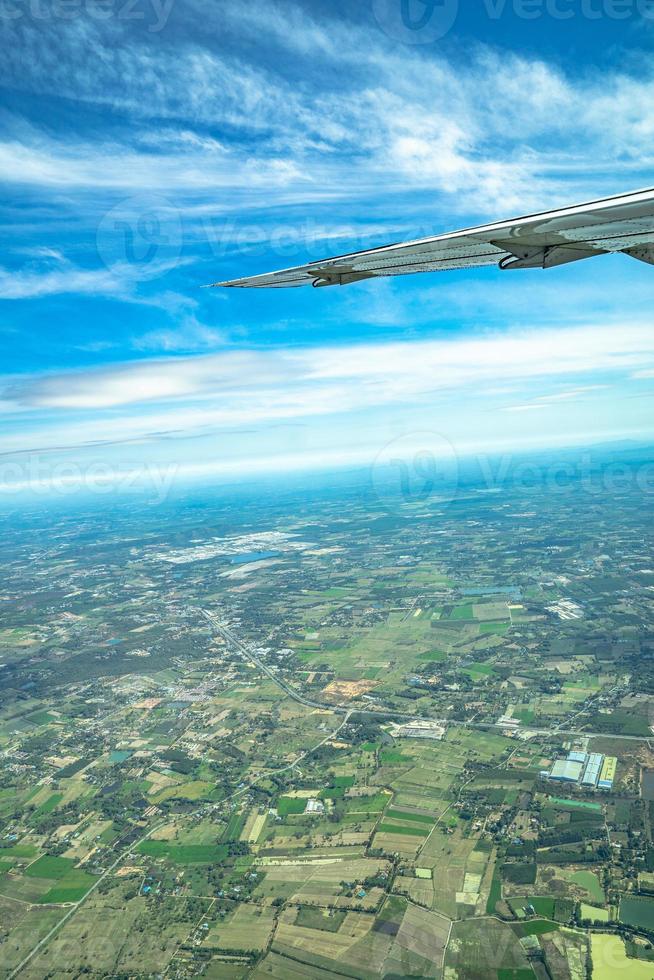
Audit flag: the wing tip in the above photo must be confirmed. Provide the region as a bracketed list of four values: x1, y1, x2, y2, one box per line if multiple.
[206, 280, 246, 288]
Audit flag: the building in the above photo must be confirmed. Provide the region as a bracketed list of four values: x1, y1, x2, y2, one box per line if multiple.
[549, 759, 584, 783]
[544, 750, 615, 792]
[598, 756, 617, 790]
[581, 753, 603, 788]
[390, 720, 446, 740]
[305, 799, 325, 814]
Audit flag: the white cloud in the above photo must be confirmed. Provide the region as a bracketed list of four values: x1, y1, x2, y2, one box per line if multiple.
[537, 385, 610, 402]
[1, 322, 652, 454]
[133, 316, 230, 353]
[0, 262, 127, 300]
[1, 2, 653, 219]
[503, 403, 550, 412]
[1, 0, 654, 475]
[0, 256, 196, 304]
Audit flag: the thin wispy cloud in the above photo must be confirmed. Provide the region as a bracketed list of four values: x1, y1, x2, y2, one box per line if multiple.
[2, 323, 653, 454]
[2, 4, 654, 215]
[1, 0, 653, 481]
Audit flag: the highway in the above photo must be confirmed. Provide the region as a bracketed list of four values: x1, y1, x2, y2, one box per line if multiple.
[200, 610, 653, 745]
[10, 611, 645, 976]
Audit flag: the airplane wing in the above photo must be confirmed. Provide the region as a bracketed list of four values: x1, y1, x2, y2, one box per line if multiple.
[212, 187, 654, 288]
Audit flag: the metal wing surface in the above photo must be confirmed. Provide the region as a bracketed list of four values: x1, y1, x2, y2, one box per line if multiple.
[211, 187, 654, 288]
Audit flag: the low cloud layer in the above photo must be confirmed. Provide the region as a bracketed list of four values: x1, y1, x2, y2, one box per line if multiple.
[1, 322, 652, 456]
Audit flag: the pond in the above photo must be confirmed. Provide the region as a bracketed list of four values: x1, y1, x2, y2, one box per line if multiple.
[230, 550, 281, 565]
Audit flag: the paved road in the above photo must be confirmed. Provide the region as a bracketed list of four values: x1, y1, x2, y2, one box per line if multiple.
[201, 609, 448, 723]
[8, 681, 351, 979]
[9, 612, 644, 976]
[6, 816, 171, 980]
[201, 610, 651, 744]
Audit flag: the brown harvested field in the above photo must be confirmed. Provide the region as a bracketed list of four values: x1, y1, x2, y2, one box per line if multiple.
[289, 886, 384, 911]
[206, 905, 276, 952]
[321, 680, 377, 702]
[373, 831, 422, 858]
[399, 876, 434, 907]
[274, 907, 373, 957]
[393, 904, 450, 970]
[251, 948, 342, 978]
[273, 909, 394, 976]
[256, 857, 388, 883]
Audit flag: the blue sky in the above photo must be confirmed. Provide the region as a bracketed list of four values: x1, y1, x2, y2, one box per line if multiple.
[1, 0, 654, 497]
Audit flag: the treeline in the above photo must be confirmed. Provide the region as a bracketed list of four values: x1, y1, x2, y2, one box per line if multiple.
[538, 823, 606, 848]
[161, 749, 196, 775]
[536, 844, 610, 865]
[501, 862, 537, 884]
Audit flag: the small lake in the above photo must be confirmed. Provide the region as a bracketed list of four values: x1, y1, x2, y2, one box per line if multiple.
[230, 550, 281, 565]
[461, 586, 521, 597]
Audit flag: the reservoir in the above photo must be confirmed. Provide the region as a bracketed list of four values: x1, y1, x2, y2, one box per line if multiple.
[230, 550, 280, 565]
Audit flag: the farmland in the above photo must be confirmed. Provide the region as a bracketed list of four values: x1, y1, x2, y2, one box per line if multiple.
[2, 451, 654, 977]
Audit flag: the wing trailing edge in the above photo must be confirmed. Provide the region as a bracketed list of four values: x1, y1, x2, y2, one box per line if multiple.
[211, 187, 654, 290]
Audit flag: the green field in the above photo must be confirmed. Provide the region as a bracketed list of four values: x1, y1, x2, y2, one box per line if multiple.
[222, 811, 247, 841]
[446, 919, 533, 976]
[277, 797, 307, 816]
[25, 856, 75, 880]
[385, 809, 434, 825]
[0, 844, 38, 858]
[137, 842, 228, 864]
[569, 869, 604, 903]
[33, 793, 64, 819]
[509, 896, 556, 920]
[27, 710, 56, 725]
[40, 870, 98, 904]
[486, 869, 501, 914]
[619, 895, 654, 930]
[580, 903, 609, 922]
[549, 797, 603, 813]
[377, 822, 430, 837]
[295, 906, 346, 932]
[449, 604, 475, 620]
[592, 935, 654, 980]
[513, 919, 558, 938]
